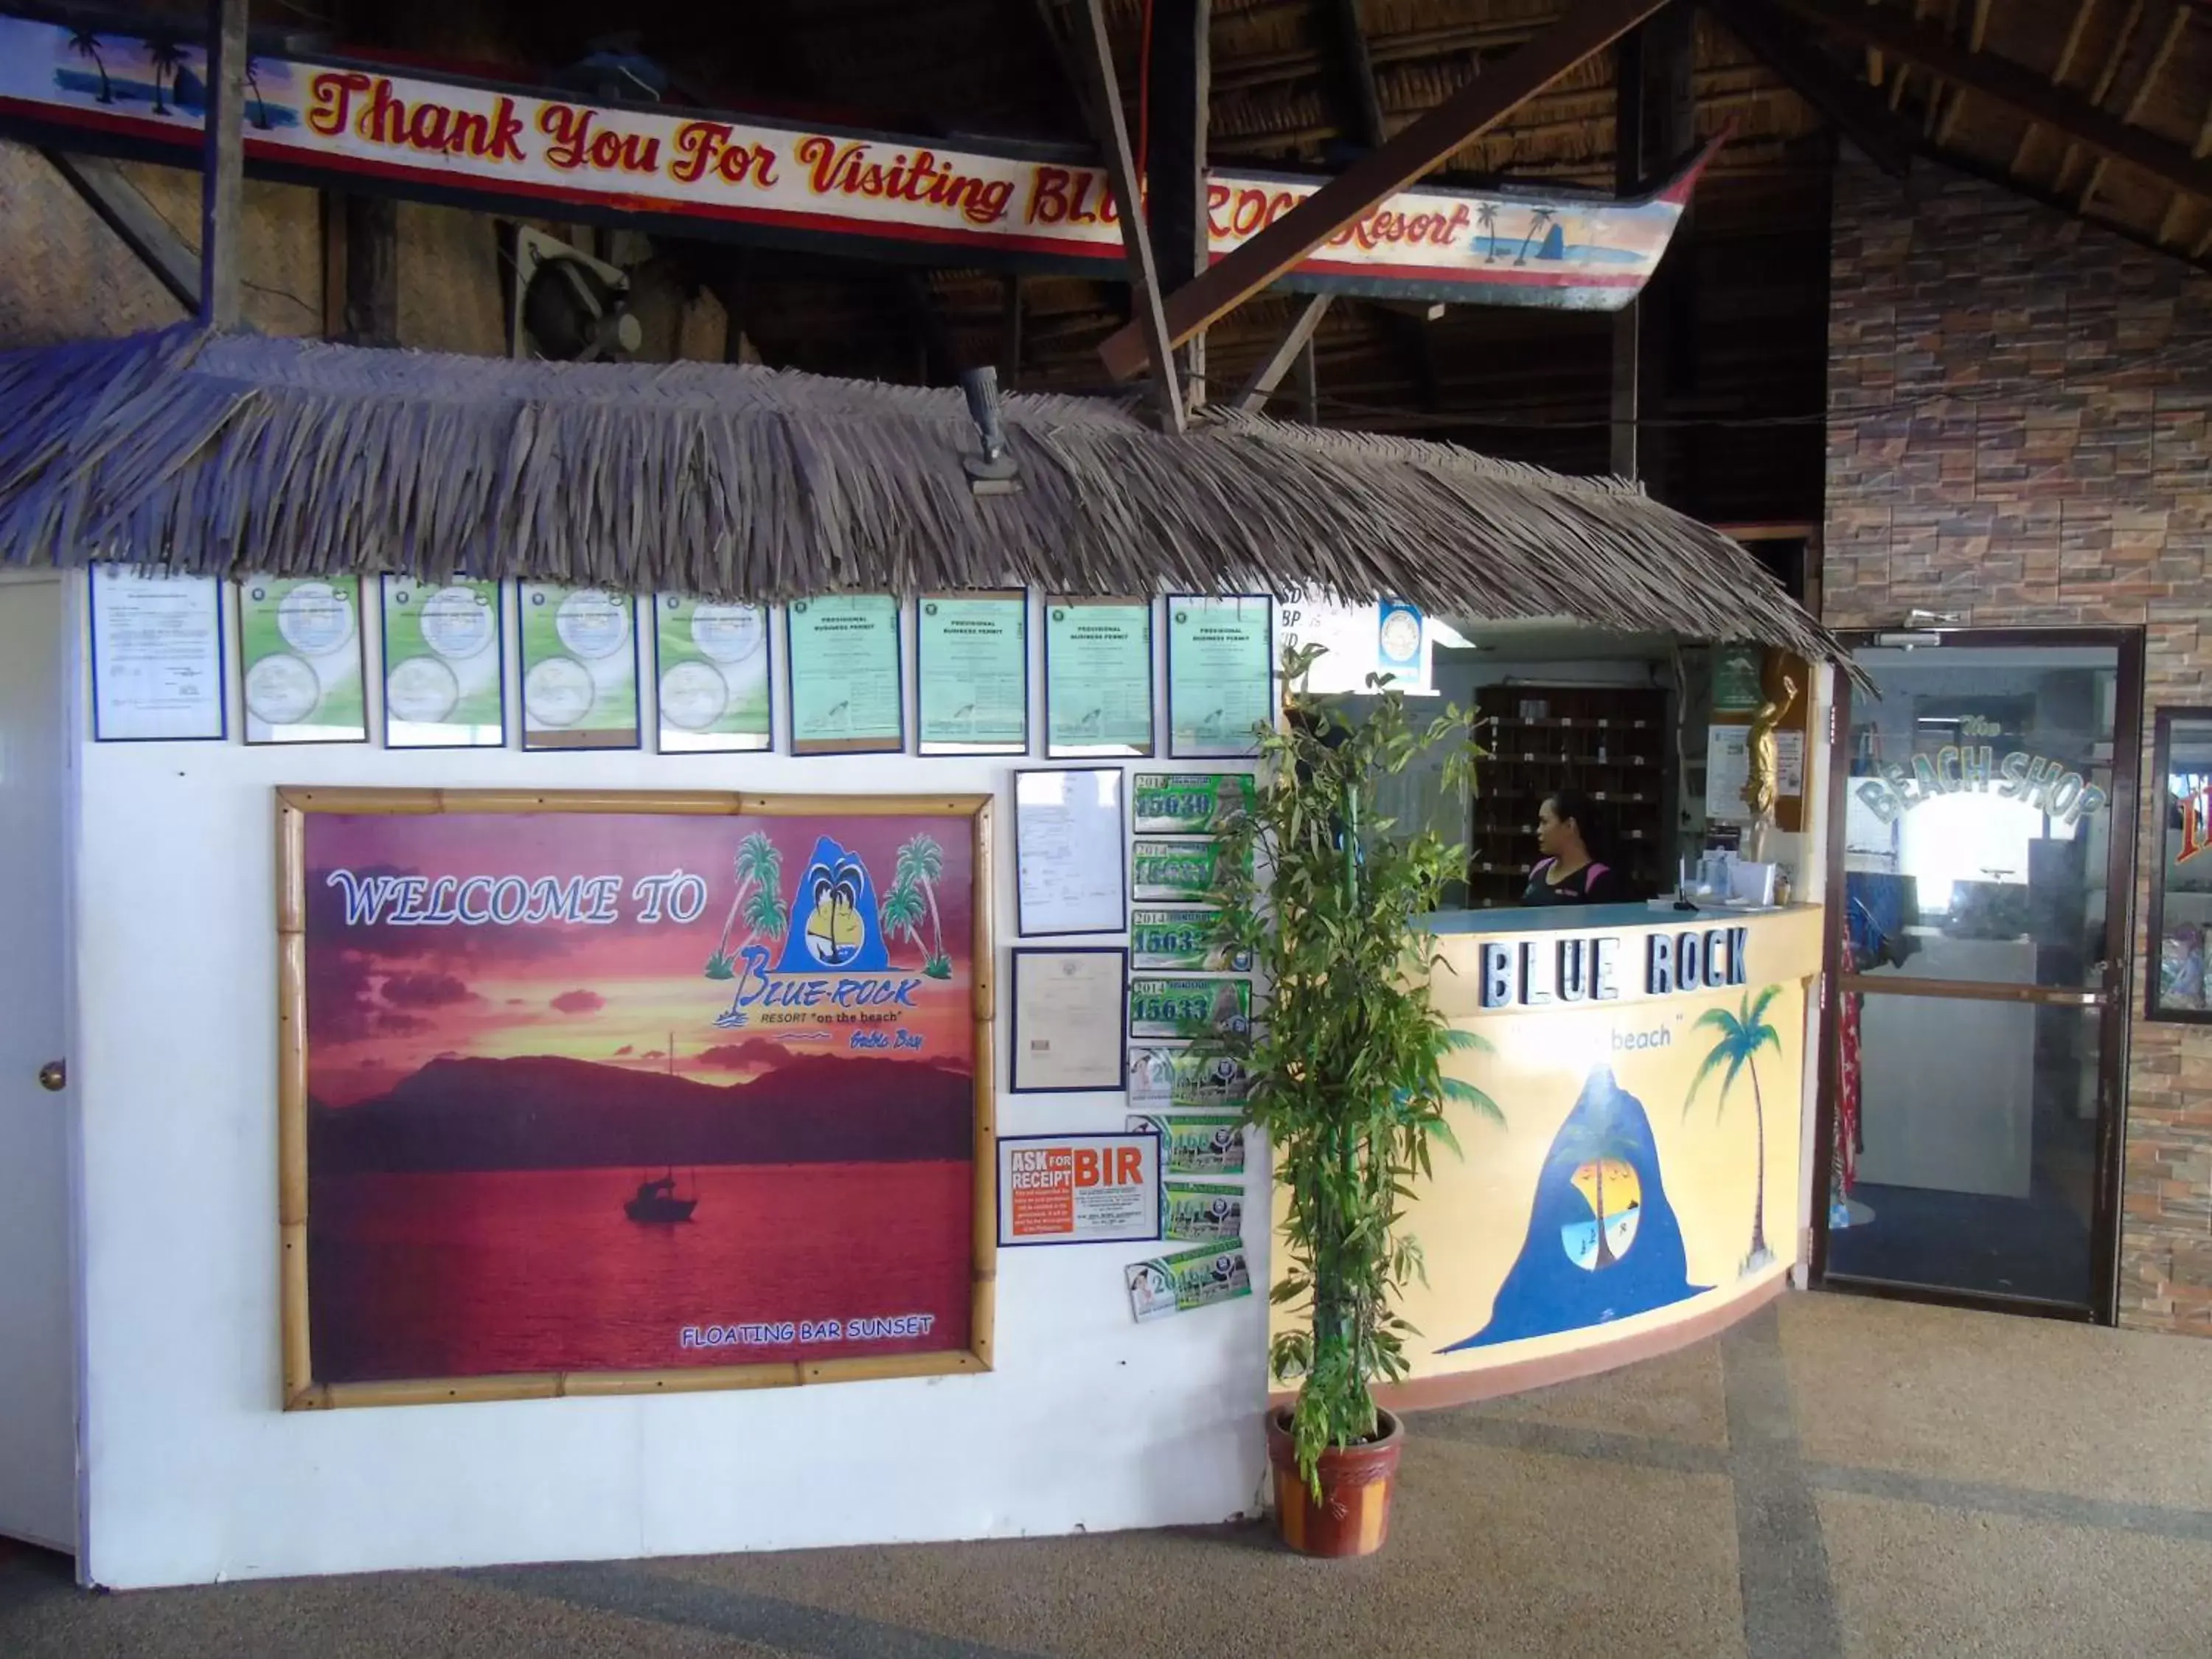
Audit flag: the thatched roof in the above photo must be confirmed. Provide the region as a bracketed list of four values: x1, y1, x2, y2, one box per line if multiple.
[0, 325, 1842, 662]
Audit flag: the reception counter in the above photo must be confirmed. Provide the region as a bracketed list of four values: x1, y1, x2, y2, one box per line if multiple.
[1284, 902, 1824, 1409]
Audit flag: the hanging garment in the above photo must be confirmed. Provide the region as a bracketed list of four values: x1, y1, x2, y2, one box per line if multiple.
[1835, 937, 1862, 1198]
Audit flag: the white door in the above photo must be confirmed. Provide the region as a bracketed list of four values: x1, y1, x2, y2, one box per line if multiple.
[0, 577, 77, 1551]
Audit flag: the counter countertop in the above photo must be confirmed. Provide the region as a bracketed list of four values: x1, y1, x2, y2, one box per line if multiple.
[1421, 902, 1806, 936]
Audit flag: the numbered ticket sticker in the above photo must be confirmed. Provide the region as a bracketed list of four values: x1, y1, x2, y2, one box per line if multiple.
[1130, 907, 1251, 973]
[1126, 1240, 1253, 1323]
[1132, 773, 1257, 834]
[1129, 975, 1251, 1040]
[1163, 1181, 1245, 1243]
[1127, 1113, 1246, 1175]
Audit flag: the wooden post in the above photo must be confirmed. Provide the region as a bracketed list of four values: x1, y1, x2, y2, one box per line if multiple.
[198, 0, 247, 329]
[1096, 0, 1672, 378]
[1609, 3, 1693, 493]
[1146, 0, 1210, 406]
[1064, 0, 1185, 431]
[1609, 24, 1646, 482]
[343, 195, 399, 347]
[998, 274, 1024, 391]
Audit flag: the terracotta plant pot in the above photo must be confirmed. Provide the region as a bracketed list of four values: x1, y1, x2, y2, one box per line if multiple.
[1266, 1405, 1404, 1558]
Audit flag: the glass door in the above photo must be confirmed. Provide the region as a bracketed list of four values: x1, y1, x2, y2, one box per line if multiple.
[1819, 632, 2141, 1319]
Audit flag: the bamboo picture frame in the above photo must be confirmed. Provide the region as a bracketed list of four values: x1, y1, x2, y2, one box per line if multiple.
[276, 785, 996, 1410]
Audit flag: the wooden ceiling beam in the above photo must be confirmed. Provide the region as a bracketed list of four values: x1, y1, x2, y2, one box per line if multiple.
[1234, 293, 1334, 412]
[1708, 0, 1918, 176]
[1096, 0, 1674, 379]
[2053, 0, 2145, 193]
[1933, 0, 1994, 145]
[2013, 0, 2099, 172]
[1766, 0, 2212, 207]
[2080, 3, 2189, 210]
[2153, 83, 2212, 245]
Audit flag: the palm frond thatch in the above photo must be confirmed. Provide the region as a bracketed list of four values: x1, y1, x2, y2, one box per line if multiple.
[0, 326, 1843, 662]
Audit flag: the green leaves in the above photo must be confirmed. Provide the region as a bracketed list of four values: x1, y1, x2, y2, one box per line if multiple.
[1199, 649, 1499, 1495]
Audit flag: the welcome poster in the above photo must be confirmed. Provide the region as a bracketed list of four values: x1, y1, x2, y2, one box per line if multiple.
[290, 794, 986, 1396]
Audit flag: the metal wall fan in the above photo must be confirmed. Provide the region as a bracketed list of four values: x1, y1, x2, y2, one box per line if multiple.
[510, 226, 642, 362]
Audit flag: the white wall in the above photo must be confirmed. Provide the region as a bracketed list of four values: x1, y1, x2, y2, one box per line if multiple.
[63, 575, 1267, 1589]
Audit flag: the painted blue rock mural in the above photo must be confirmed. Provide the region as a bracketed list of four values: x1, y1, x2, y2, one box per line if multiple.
[1440, 1066, 1707, 1351]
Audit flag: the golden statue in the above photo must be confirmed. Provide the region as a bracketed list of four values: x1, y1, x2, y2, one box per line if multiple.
[1744, 666, 1798, 862]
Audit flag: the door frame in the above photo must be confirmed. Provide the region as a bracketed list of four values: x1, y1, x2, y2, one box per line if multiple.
[1809, 625, 2145, 1326]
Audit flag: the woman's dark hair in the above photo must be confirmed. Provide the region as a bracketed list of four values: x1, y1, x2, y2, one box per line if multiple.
[1544, 788, 1604, 858]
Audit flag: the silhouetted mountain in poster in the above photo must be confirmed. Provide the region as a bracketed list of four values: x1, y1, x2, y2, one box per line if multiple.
[1441, 1065, 1706, 1351]
[310, 1054, 972, 1174]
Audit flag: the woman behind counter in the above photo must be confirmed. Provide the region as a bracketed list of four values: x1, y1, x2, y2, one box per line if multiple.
[1523, 789, 1632, 905]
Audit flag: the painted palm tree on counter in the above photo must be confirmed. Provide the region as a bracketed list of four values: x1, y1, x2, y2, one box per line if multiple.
[1475, 203, 1499, 262]
[705, 831, 785, 979]
[1514, 207, 1557, 266]
[894, 832, 953, 979]
[1685, 986, 1784, 1273]
[143, 31, 186, 117]
[68, 29, 114, 103]
[246, 56, 273, 130]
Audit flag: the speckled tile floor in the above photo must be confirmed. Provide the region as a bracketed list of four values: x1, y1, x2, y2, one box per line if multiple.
[5, 1292, 2210, 1658]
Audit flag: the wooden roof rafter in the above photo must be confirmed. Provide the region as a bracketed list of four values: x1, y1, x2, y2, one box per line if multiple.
[1760, 0, 2212, 272]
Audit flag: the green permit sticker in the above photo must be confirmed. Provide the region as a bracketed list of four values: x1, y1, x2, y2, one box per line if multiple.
[1131, 838, 1237, 902]
[1163, 1182, 1245, 1242]
[1129, 976, 1251, 1040]
[1126, 1240, 1253, 1322]
[1130, 907, 1251, 972]
[1127, 1113, 1245, 1175]
[1127, 1046, 1253, 1110]
[1133, 773, 1257, 834]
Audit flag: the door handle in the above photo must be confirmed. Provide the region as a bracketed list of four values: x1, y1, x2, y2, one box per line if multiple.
[37, 1060, 65, 1092]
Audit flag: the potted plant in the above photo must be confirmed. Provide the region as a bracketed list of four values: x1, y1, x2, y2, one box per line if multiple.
[1204, 644, 1497, 1558]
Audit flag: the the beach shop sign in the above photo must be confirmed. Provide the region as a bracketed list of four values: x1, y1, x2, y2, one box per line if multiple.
[0, 15, 1706, 307]
[1853, 746, 2109, 827]
[1478, 926, 1752, 1009]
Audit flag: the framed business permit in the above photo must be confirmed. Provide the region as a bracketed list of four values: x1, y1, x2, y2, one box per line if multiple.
[1166, 595, 1273, 759]
[518, 583, 641, 750]
[787, 594, 905, 754]
[655, 596, 772, 753]
[381, 577, 506, 748]
[240, 574, 368, 745]
[919, 591, 1028, 755]
[1045, 597, 1154, 758]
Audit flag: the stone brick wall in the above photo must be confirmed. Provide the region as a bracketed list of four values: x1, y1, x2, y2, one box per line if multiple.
[1826, 155, 2212, 1333]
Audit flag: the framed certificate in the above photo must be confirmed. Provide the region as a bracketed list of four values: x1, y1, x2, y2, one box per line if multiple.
[787, 594, 904, 755]
[88, 565, 226, 742]
[518, 583, 640, 750]
[919, 591, 1028, 755]
[654, 596, 771, 753]
[1009, 946, 1130, 1093]
[380, 577, 505, 749]
[239, 574, 367, 745]
[1166, 594, 1273, 759]
[1044, 597, 1154, 758]
[1015, 768, 1127, 936]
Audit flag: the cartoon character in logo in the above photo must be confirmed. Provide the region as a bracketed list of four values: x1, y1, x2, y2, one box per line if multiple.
[774, 836, 891, 973]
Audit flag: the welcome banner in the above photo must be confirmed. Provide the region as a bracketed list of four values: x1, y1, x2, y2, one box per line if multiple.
[0, 14, 1710, 309]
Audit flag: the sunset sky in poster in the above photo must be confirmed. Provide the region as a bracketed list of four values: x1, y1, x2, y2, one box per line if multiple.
[304, 811, 976, 1105]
